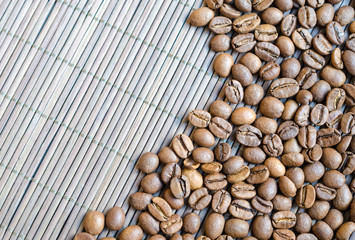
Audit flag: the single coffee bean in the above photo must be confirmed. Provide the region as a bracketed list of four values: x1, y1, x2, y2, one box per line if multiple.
[189, 7, 215, 27]
[118, 225, 144, 240]
[106, 207, 125, 231]
[296, 184, 316, 208]
[281, 14, 297, 36]
[276, 36, 295, 58]
[312, 33, 333, 56]
[296, 90, 313, 105]
[279, 176, 297, 197]
[280, 58, 301, 78]
[311, 80, 331, 104]
[343, 50, 355, 76]
[261, 7, 283, 25]
[231, 64, 253, 87]
[236, 124, 262, 147]
[163, 188, 184, 210]
[210, 34, 231, 52]
[321, 65, 346, 88]
[331, 47, 343, 69]
[292, 28, 312, 50]
[223, 156, 244, 175]
[316, 3, 335, 27]
[286, 167, 305, 189]
[141, 173, 164, 194]
[192, 147, 214, 164]
[264, 157, 286, 178]
[73, 233, 95, 240]
[254, 42, 280, 62]
[243, 147, 266, 164]
[334, 5, 355, 26]
[231, 107, 256, 125]
[335, 222, 355, 240]
[231, 182, 256, 199]
[137, 152, 159, 174]
[275, 0, 293, 11]
[295, 213, 312, 233]
[342, 84, 355, 106]
[320, 148, 342, 169]
[251, 195, 273, 214]
[310, 104, 329, 126]
[254, 117, 278, 135]
[282, 153, 304, 167]
[233, 13, 261, 33]
[255, 24, 278, 42]
[225, 219, 249, 238]
[295, 105, 311, 125]
[272, 211, 296, 229]
[270, 78, 299, 99]
[298, 6, 316, 28]
[182, 168, 203, 190]
[214, 142, 231, 162]
[273, 229, 296, 240]
[258, 178, 278, 200]
[336, 135, 352, 153]
[206, 0, 223, 9]
[160, 214, 183, 235]
[158, 147, 179, 164]
[298, 126, 317, 149]
[284, 138, 302, 154]
[83, 211, 105, 235]
[346, 34, 355, 52]
[239, 52, 262, 74]
[326, 88, 346, 112]
[259, 62, 280, 81]
[322, 170, 345, 189]
[333, 184, 352, 211]
[138, 212, 160, 235]
[188, 187, 212, 210]
[317, 127, 342, 147]
[129, 192, 153, 211]
[148, 197, 172, 221]
[303, 161, 325, 183]
[209, 16, 232, 34]
[161, 163, 181, 184]
[253, 0, 273, 11]
[312, 221, 333, 240]
[234, 0, 252, 12]
[229, 199, 254, 219]
[209, 117, 233, 139]
[188, 109, 211, 128]
[212, 190, 231, 214]
[183, 212, 201, 234]
[302, 49, 326, 70]
[260, 96, 284, 118]
[170, 175, 190, 199]
[231, 33, 256, 53]
[252, 215, 273, 240]
[227, 165, 251, 183]
[220, 4, 242, 19]
[272, 194, 292, 211]
[338, 151, 355, 175]
[201, 162, 223, 174]
[263, 134, 283, 157]
[296, 67, 317, 90]
[205, 213, 225, 239]
[244, 84, 264, 106]
[214, 53, 234, 78]
[204, 173, 228, 191]
[282, 100, 298, 121]
[172, 134, 193, 159]
[326, 21, 345, 45]
[170, 233, 182, 240]
[193, 129, 215, 148]
[326, 110, 343, 129]
[324, 209, 344, 231]
[247, 165, 269, 184]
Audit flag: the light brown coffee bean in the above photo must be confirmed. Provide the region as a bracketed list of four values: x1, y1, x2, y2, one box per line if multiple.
[243, 146, 266, 164]
[239, 52, 262, 74]
[209, 117, 233, 139]
[160, 214, 183, 235]
[252, 215, 273, 240]
[296, 90, 313, 105]
[236, 124, 262, 147]
[272, 211, 296, 229]
[282, 100, 298, 121]
[338, 151, 355, 175]
[336, 135, 352, 153]
[234, 0, 252, 12]
[294, 105, 311, 127]
[295, 213, 312, 233]
[137, 152, 159, 174]
[129, 192, 153, 211]
[264, 157, 286, 178]
[275, 0, 293, 11]
[280, 58, 301, 78]
[161, 163, 181, 184]
[346, 33, 355, 52]
[247, 165, 269, 184]
[158, 147, 179, 164]
[261, 7, 283, 25]
[326, 21, 345, 45]
[260, 96, 284, 118]
[209, 16, 232, 34]
[231, 182, 256, 199]
[286, 167, 305, 188]
[263, 134, 283, 157]
[343, 50, 355, 76]
[183, 159, 200, 171]
[227, 165, 251, 183]
[229, 199, 254, 219]
[275, 36, 295, 58]
[206, 0, 223, 9]
[317, 127, 342, 147]
[343, 84, 355, 106]
[231, 33, 256, 53]
[188, 187, 212, 210]
[335, 6, 355, 26]
[270, 78, 299, 99]
[210, 100, 232, 119]
[297, 233, 318, 240]
[316, 182, 337, 201]
[205, 213, 225, 239]
[298, 6, 316, 29]
[220, 4, 242, 19]
[148, 197, 172, 221]
[335, 222, 355, 240]
[324, 209, 344, 231]
[253, 0, 274, 11]
[258, 178, 278, 200]
[118, 225, 144, 240]
[141, 173, 164, 194]
[192, 147, 214, 164]
[255, 24, 278, 42]
[302, 49, 326, 70]
[212, 190, 231, 214]
[326, 88, 346, 112]
[313, 34, 333, 56]
[284, 138, 302, 154]
[296, 184, 316, 209]
[162, 189, 184, 210]
[307, 0, 324, 8]
[281, 14, 297, 36]
[217, 235, 234, 240]
[279, 176, 297, 197]
[233, 13, 261, 33]
[170, 175, 190, 199]
[312, 221, 333, 240]
[189, 7, 215, 27]
[333, 184, 352, 211]
[316, 3, 335, 27]
[231, 107, 256, 125]
[214, 142, 231, 162]
[322, 170, 345, 189]
[282, 153, 304, 167]
[225, 79, 244, 103]
[320, 148, 342, 169]
[188, 109, 211, 128]
[331, 47, 343, 69]
[223, 156, 244, 175]
[138, 212, 160, 235]
[255, 42, 280, 62]
[303, 161, 325, 183]
[254, 117, 278, 135]
[310, 104, 329, 126]
[192, 129, 215, 148]
[182, 168, 203, 191]
[214, 53, 234, 78]
[204, 173, 228, 191]
[272, 194, 292, 211]
[170, 233, 182, 240]
[251, 195, 273, 214]
[350, 20, 355, 33]
[321, 65, 346, 88]
[259, 62, 280, 81]
[243, 84, 264, 106]
[225, 219, 249, 238]
[183, 212, 201, 234]
[292, 28, 312, 50]
[83, 211, 105, 235]
[296, 67, 317, 90]
[201, 162, 223, 174]
[172, 134, 193, 159]
[273, 229, 296, 240]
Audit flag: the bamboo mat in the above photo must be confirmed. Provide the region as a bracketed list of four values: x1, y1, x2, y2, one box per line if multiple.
[0, 0, 353, 239]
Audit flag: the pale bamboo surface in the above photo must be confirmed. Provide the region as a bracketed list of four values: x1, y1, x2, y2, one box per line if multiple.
[0, 0, 353, 239]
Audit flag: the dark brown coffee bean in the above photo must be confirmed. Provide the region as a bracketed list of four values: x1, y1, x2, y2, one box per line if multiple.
[281, 14, 297, 36]
[233, 13, 261, 33]
[317, 127, 341, 147]
[273, 194, 292, 211]
[326, 88, 346, 112]
[303, 161, 325, 183]
[302, 49, 326, 70]
[220, 4, 242, 19]
[204, 173, 228, 191]
[161, 163, 181, 184]
[229, 199, 255, 219]
[206, 0, 223, 9]
[83, 211, 105, 235]
[252, 215, 273, 240]
[254, 42, 280, 62]
[255, 24, 278, 42]
[205, 213, 225, 239]
[212, 190, 231, 214]
[260, 96, 285, 118]
[310, 104, 329, 126]
[296, 184, 316, 209]
[172, 134, 193, 158]
[273, 229, 296, 240]
[292, 28, 312, 50]
[236, 124, 262, 147]
[247, 165, 270, 184]
[326, 21, 345, 45]
[312, 221, 333, 240]
[295, 213, 313, 233]
[170, 175, 190, 199]
[272, 211, 296, 229]
[129, 192, 153, 211]
[214, 143, 231, 162]
[315, 183, 336, 201]
[251, 195, 273, 214]
[160, 214, 183, 235]
[279, 176, 297, 197]
[209, 117, 233, 139]
[343, 84, 355, 106]
[183, 212, 201, 234]
[263, 134, 283, 157]
[188, 7, 215, 27]
[188, 187, 212, 210]
[270, 78, 299, 99]
[296, 67, 317, 90]
[225, 79, 244, 104]
[259, 62, 280, 81]
[312, 33, 333, 56]
[209, 16, 232, 34]
[298, 6, 316, 29]
[192, 147, 214, 164]
[231, 33, 256, 53]
[188, 109, 211, 128]
[231, 182, 256, 199]
[341, 112, 355, 135]
[253, 0, 274, 11]
[148, 197, 172, 221]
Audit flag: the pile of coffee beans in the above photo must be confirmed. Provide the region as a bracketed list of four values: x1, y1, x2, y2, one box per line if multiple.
[74, 0, 355, 239]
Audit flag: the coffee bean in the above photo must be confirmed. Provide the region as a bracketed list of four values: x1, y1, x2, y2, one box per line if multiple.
[252, 215, 273, 240]
[231, 33, 256, 53]
[276, 36, 295, 58]
[188, 109, 211, 128]
[261, 7, 284, 25]
[160, 214, 183, 235]
[282, 100, 298, 121]
[313, 33, 333, 55]
[229, 199, 255, 219]
[239, 52, 262, 74]
[231, 182, 256, 199]
[257, 178, 277, 201]
[83, 211, 105, 235]
[206, 0, 223, 9]
[172, 134, 194, 158]
[317, 127, 342, 147]
[223, 156, 244, 175]
[137, 152, 159, 174]
[233, 13, 261, 33]
[334, 5, 355, 26]
[204, 173, 228, 191]
[214, 142, 231, 162]
[302, 49, 326, 70]
[323, 170, 345, 189]
[196, 236, 211, 240]
[163, 188, 184, 210]
[158, 147, 179, 164]
[299, 125, 317, 151]
[265, 157, 286, 178]
[253, 0, 273, 11]
[272, 211, 296, 229]
[225, 79, 244, 103]
[205, 213, 225, 239]
[189, 7, 215, 27]
[129, 192, 153, 211]
[273, 194, 293, 211]
[255, 42, 280, 62]
[236, 124, 262, 147]
[188, 187, 212, 210]
[227, 165, 251, 183]
[316, 3, 335, 27]
[170, 233, 182, 240]
[260, 96, 285, 118]
[193, 129, 215, 148]
[231, 107, 256, 125]
[336, 135, 352, 153]
[247, 165, 270, 184]
[209, 16, 232, 34]
[141, 173, 164, 194]
[225, 219, 250, 238]
[216, 235, 234, 240]
[326, 21, 345, 45]
[210, 34, 231, 52]
[259, 62, 281, 81]
[282, 153, 304, 167]
[201, 162, 223, 174]
[273, 229, 296, 240]
[335, 222, 355, 240]
[209, 117, 233, 139]
[321, 65, 346, 88]
[263, 134, 283, 157]
[281, 58, 301, 78]
[214, 53, 234, 78]
[296, 184, 316, 209]
[296, 67, 317, 90]
[284, 138, 302, 154]
[297, 233, 318, 240]
[251, 195, 273, 214]
[298, 6, 316, 28]
[234, 0, 252, 12]
[331, 47, 343, 69]
[270, 78, 299, 98]
[170, 175, 190, 199]
[346, 34, 355, 52]
[138, 212, 160, 235]
[279, 176, 297, 197]
[192, 147, 214, 163]
[161, 163, 181, 184]
[295, 213, 313, 233]
[312, 221, 333, 240]
[148, 197, 172, 221]
[244, 84, 264, 106]
[281, 14, 297, 36]
[243, 146, 266, 164]
[342, 84, 355, 106]
[310, 104, 329, 126]
[326, 88, 346, 112]
[292, 28, 312, 50]
[311, 80, 331, 103]
[315, 183, 337, 201]
[343, 50, 355, 76]
[220, 4, 242, 19]
[275, 0, 293, 11]
[321, 148, 342, 169]
[118, 225, 144, 240]
[182, 168, 203, 190]
[326, 110, 343, 129]
[278, 121, 299, 141]
[183, 212, 201, 234]
[333, 184, 352, 211]
[303, 161, 325, 183]
[307, 0, 324, 7]
[255, 24, 278, 42]
[212, 190, 231, 214]
[338, 152, 355, 175]
[295, 105, 311, 127]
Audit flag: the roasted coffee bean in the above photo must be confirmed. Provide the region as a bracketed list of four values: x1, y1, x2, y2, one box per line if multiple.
[192, 147, 214, 164]
[310, 104, 329, 126]
[272, 211, 296, 229]
[307, 0, 324, 7]
[236, 124, 262, 147]
[346, 34, 355, 52]
[292, 28, 312, 50]
[260, 96, 285, 118]
[209, 16, 232, 34]
[313, 33, 333, 56]
[333, 184, 352, 211]
[239, 52, 262, 74]
[210, 34, 231, 52]
[137, 152, 159, 174]
[295, 213, 313, 233]
[341, 112, 355, 135]
[220, 4, 242, 19]
[139, 212, 160, 235]
[257, 178, 277, 200]
[224, 79, 244, 105]
[270, 78, 299, 99]
[170, 233, 182, 240]
[281, 14, 297, 36]
[295, 105, 311, 127]
[212, 190, 231, 214]
[317, 127, 342, 147]
[129, 192, 153, 211]
[188, 109, 211, 128]
[209, 117, 233, 139]
[225, 219, 249, 238]
[193, 129, 215, 148]
[188, 187, 212, 210]
[296, 67, 317, 90]
[302, 49, 326, 70]
[282, 100, 298, 121]
[334, 5, 355, 26]
[326, 88, 346, 112]
[331, 47, 343, 69]
[196, 236, 211, 240]
[83, 211, 105, 235]
[279, 176, 297, 197]
[321, 147, 342, 169]
[214, 53, 234, 78]
[231, 64, 253, 87]
[182, 168, 203, 190]
[227, 165, 251, 183]
[252, 215, 273, 240]
[205, 213, 225, 239]
[247, 165, 269, 184]
[326, 21, 345, 45]
[231, 33, 256, 53]
[273, 194, 292, 211]
[323, 170, 345, 189]
[311, 80, 331, 103]
[233, 13, 261, 33]
[148, 197, 172, 221]
[251, 195, 273, 214]
[183, 212, 201, 234]
[163, 188, 184, 210]
[275, 0, 293, 11]
[302, 144, 322, 163]
[280, 58, 301, 78]
[231, 182, 256, 199]
[297, 233, 318, 240]
[336, 135, 352, 153]
[296, 184, 316, 209]
[216, 235, 234, 240]
[326, 110, 343, 129]
[170, 175, 190, 199]
[321, 65, 346, 88]
[254, 24, 278, 42]
[339, 152, 355, 175]
[234, 0, 252, 12]
[312, 221, 333, 240]
[259, 62, 280, 81]
[161, 163, 181, 184]
[106, 207, 125, 231]
[263, 134, 283, 157]
[231, 107, 256, 125]
[335, 222, 355, 240]
[298, 125, 317, 149]
[255, 42, 280, 62]
[261, 7, 283, 25]
[324, 209, 344, 231]
[160, 214, 183, 235]
[317, 3, 335, 27]
[141, 173, 164, 194]
[254, 117, 278, 135]
[201, 162, 223, 173]
[282, 153, 304, 167]
[214, 143, 232, 162]
[172, 134, 193, 158]
[244, 84, 264, 106]
[343, 84, 355, 106]
[223, 156, 244, 175]
[276, 36, 295, 58]
[206, 0, 223, 9]
[303, 161, 325, 183]
[298, 6, 316, 29]
[204, 173, 228, 191]
[158, 147, 179, 164]
[118, 225, 144, 240]
[243, 146, 266, 164]
[229, 199, 255, 219]
[189, 7, 215, 27]
[273, 229, 296, 240]
[253, 0, 273, 11]
[296, 90, 313, 105]
[264, 157, 286, 178]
